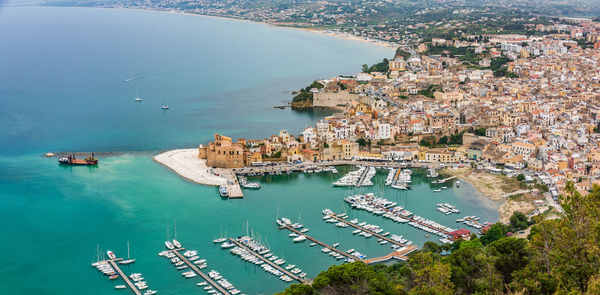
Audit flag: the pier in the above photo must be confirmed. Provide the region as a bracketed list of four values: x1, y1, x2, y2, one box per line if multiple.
[368, 203, 452, 235]
[435, 175, 457, 184]
[464, 216, 486, 228]
[327, 214, 409, 248]
[169, 249, 231, 295]
[280, 225, 359, 261]
[363, 245, 418, 264]
[106, 258, 142, 295]
[227, 238, 306, 283]
[356, 167, 370, 187]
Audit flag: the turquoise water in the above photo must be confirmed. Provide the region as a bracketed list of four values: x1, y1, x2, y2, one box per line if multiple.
[0, 6, 499, 295]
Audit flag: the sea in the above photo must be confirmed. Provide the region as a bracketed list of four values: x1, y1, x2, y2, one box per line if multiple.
[0, 6, 500, 294]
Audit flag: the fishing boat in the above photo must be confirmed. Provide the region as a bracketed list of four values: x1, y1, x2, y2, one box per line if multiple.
[58, 153, 98, 165]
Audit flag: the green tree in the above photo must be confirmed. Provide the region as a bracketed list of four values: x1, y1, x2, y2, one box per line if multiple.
[473, 127, 486, 136]
[509, 211, 530, 232]
[480, 223, 508, 245]
[445, 246, 503, 294]
[357, 138, 367, 147]
[408, 252, 454, 295]
[516, 174, 525, 182]
[487, 237, 529, 285]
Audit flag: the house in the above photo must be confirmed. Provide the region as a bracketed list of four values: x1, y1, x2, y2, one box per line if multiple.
[448, 228, 472, 241]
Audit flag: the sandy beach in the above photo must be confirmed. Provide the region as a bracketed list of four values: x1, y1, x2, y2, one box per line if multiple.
[441, 167, 538, 223]
[154, 149, 227, 186]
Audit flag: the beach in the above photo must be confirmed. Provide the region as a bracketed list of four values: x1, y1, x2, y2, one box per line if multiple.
[154, 149, 227, 186]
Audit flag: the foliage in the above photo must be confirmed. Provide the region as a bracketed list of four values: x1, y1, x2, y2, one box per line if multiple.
[357, 138, 367, 147]
[473, 127, 486, 136]
[362, 58, 389, 73]
[292, 81, 324, 103]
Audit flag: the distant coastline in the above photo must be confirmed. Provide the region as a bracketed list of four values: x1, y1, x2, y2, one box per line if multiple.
[38, 5, 398, 50]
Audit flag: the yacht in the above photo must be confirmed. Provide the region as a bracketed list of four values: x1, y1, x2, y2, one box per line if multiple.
[213, 238, 227, 243]
[134, 92, 142, 102]
[161, 105, 169, 110]
[165, 241, 174, 250]
[292, 236, 306, 242]
[106, 250, 116, 260]
[115, 285, 127, 289]
[172, 239, 182, 249]
[219, 186, 229, 197]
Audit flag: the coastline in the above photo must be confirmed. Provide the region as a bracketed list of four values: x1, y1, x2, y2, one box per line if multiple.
[440, 167, 536, 223]
[44, 5, 398, 51]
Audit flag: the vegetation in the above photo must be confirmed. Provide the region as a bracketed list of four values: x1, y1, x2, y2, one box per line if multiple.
[279, 184, 600, 294]
[292, 81, 324, 104]
[473, 127, 486, 137]
[362, 58, 389, 73]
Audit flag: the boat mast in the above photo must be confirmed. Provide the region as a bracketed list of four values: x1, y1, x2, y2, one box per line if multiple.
[127, 241, 130, 259]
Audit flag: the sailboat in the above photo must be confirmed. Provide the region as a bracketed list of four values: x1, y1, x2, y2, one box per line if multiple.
[213, 227, 226, 243]
[161, 99, 169, 110]
[134, 91, 142, 102]
[165, 222, 174, 250]
[172, 220, 182, 248]
[119, 241, 136, 265]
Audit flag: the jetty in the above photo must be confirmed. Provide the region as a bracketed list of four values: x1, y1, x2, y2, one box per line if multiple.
[327, 214, 409, 247]
[280, 225, 358, 261]
[363, 245, 418, 264]
[227, 238, 306, 283]
[169, 249, 231, 295]
[435, 175, 457, 184]
[106, 258, 142, 295]
[356, 167, 370, 187]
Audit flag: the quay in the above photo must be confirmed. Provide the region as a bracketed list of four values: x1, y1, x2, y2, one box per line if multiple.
[363, 245, 418, 264]
[106, 258, 142, 295]
[169, 249, 231, 295]
[464, 216, 486, 228]
[327, 214, 410, 248]
[227, 238, 306, 283]
[280, 225, 359, 261]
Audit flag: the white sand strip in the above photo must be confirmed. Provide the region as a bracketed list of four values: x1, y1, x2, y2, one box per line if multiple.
[154, 149, 227, 186]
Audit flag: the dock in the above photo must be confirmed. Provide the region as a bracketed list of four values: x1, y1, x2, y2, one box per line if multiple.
[368, 203, 451, 235]
[169, 249, 231, 295]
[363, 245, 418, 264]
[435, 175, 457, 184]
[464, 216, 486, 228]
[106, 258, 142, 295]
[227, 238, 306, 283]
[356, 167, 370, 187]
[327, 214, 409, 247]
[280, 225, 359, 261]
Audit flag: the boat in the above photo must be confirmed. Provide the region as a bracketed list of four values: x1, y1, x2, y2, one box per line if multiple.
[115, 285, 127, 289]
[219, 186, 229, 197]
[165, 241, 174, 250]
[134, 91, 142, 102]
[109, 274, 119, 280]
[58, 153, 98, 166]
[292, 236, 306, 242]
[172, 239, 181, 249]
[119, 241, 136, 265]
[433, 189, 442, 193]
[456, 181, 460, 187]
[106, 250, 116, 260]
[213, 238, 226, 243]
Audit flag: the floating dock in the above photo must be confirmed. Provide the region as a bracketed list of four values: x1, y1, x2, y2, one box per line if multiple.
[227, 238, 306, 283]
[106, 258, 142, 295]
[368, 203, 451, 235]
[327, 214, 409, 247]
[280, 225, 359, 261]
[169, 248, 232, 295]
[435, 175, 457, 184]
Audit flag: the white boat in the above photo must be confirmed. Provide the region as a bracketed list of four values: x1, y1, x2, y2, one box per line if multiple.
[134, 91, 142, 102]
[213, 238, 227, 243]
[165, 241, 174, 250]
[172, 239, 181, 249]
[106, 250, 116, 260]
[292, 236, 306, 242]
[115, 285, 127, 289]
[219, 186, 229, 197]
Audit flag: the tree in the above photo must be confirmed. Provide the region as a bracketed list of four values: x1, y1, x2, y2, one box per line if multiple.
[445, 246, 503, 294]
[509, 212, 530, 232]
[357, 138, 367, 147]
[408, 252, 454, 295]
[516, 174, 525, 182]
[473, 127, 486, 136]
[487, 237, 529, 284]
[480, 223, 508, 245]
[361, 64, 369, 73]
[438, 136, 448, 145]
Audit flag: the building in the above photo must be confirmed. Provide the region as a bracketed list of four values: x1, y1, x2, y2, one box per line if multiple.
[448, 228, 471, 241]
[388, 57, 406, 71]
[198, 133, 246, 168]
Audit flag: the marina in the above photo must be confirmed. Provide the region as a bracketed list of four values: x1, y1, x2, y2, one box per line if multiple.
[224, 237, 306, 283]
[92, 250, 153, 295]
[323, 211, 413, 248]
[159, 242, 238, 295]
[278, 222, 361, 262]
[332, 166, 375, 187]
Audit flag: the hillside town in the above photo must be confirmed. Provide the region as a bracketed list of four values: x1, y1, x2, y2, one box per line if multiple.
[198, 22, 600, 208]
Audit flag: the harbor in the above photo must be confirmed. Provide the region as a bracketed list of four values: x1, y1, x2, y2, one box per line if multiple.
[159, 242, 241, 295]
[223, 237, 306, 283]
[92, 250, 156, 295]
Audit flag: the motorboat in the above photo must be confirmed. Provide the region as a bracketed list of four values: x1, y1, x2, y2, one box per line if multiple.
[172, 239, 182, 248]
[165, 241, 174, 250]
[106, 250, 116, 260]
